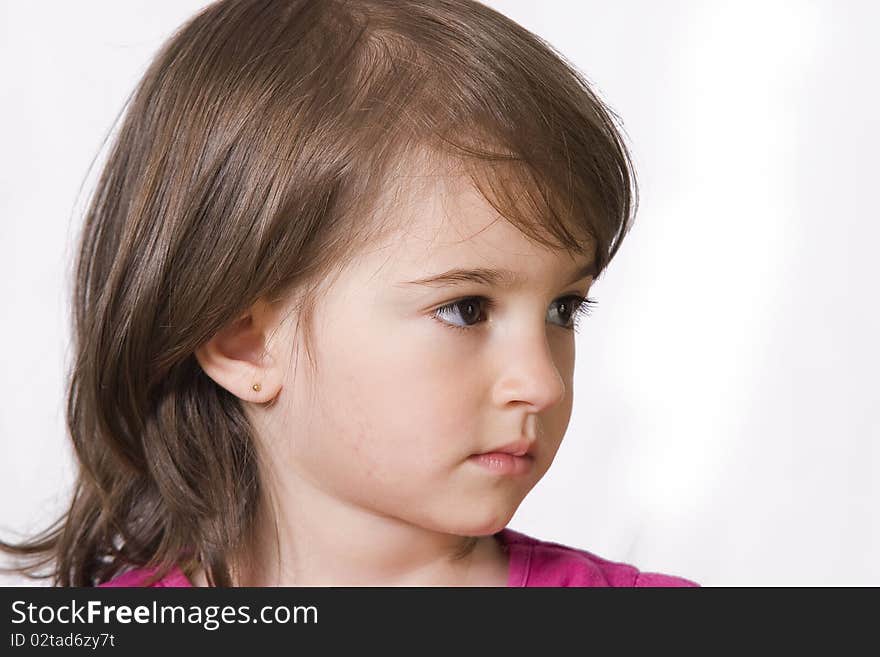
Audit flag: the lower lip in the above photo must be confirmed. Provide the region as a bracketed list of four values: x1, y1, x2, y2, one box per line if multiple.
[468, 452, 534, 476]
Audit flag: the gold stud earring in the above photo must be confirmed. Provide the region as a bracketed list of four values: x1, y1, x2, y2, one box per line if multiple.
[252, 383, 261, 392]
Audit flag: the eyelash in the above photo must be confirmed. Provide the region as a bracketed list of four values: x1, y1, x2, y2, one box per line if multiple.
[431, 295, 597, 335]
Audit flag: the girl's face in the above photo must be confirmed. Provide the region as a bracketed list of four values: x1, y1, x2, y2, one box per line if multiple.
[266, 171, 595, 538]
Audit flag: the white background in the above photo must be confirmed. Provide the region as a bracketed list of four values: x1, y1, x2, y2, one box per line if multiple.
[2, 0, 877, 586]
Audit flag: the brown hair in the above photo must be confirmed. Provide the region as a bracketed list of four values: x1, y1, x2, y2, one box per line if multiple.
[0, 0, 637, 586]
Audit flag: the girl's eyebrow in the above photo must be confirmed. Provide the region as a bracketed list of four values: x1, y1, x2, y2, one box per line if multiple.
[396, 260, 597, 289]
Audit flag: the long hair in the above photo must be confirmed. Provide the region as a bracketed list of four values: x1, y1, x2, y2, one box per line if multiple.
[1, 0, 637, 586]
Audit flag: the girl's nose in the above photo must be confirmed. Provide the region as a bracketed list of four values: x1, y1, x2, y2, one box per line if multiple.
[491, 332, 566, 412]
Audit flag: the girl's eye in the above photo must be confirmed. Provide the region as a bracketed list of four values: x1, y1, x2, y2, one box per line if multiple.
[431, 295, 597, 334]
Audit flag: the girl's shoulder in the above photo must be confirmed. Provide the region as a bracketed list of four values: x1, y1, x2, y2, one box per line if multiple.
[497, 527, 699, 587]
[95, 532, 700, 587]
[97, 565, 193, 588]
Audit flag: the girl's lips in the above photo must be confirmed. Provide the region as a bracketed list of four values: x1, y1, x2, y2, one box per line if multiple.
[468, 452, 534, 476]
[486, 437, 535, 457]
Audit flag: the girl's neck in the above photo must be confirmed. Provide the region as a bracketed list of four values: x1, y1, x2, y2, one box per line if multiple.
[197, 463, 513, 586]
[191, 531, 509, 587]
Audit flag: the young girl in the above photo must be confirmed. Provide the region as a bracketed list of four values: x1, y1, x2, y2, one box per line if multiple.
[2, 0, 697, 587]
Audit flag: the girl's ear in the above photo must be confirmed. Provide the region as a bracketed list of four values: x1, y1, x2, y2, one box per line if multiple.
[194, 298, 285, 405]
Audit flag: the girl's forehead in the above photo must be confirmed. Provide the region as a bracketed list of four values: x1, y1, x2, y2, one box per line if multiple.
[373, 218, 590, 297]
[342, 150, 595, 290]
[379, 170, 583, 276]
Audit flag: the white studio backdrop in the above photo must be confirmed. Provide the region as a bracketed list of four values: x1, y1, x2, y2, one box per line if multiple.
[1, 0, 877, 586]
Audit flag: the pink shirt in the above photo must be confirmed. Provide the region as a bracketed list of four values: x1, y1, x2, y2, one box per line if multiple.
[98, 527, 698, 587]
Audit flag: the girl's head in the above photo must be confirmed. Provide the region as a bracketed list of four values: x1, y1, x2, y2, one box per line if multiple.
[2, 0, 636, 586]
